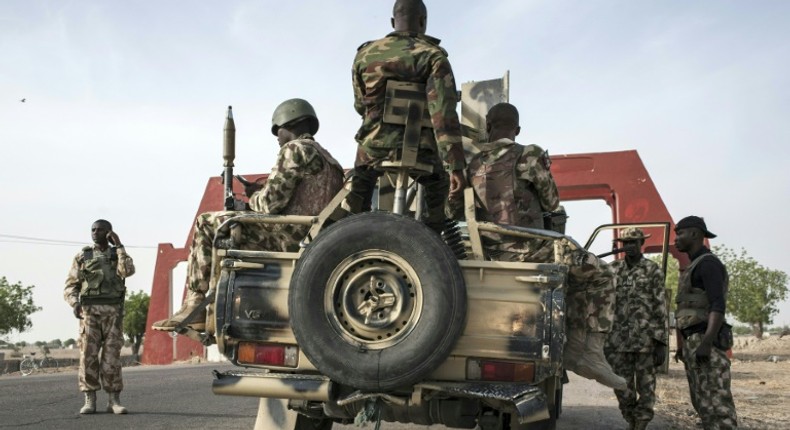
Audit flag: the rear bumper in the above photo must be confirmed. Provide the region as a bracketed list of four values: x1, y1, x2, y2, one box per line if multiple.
[212, 370, 330, 401]
[212, 370, 549, 424]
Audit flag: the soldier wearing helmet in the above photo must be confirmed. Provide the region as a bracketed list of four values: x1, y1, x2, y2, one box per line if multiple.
[153, 99, 344, 332]
[604, 227, 668, 430]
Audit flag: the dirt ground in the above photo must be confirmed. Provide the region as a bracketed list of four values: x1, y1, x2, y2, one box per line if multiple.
[655, 335, 790, 429]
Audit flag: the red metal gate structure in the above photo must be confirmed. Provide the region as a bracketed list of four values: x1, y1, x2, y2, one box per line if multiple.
[141, 150, 682, 364]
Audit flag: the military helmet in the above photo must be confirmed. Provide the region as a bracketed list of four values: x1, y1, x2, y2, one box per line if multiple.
[614, 227, 651, 242]
[271, 98, 319, 136]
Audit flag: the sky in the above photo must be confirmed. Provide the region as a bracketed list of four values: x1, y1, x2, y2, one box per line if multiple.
[1, 0, 789, 344]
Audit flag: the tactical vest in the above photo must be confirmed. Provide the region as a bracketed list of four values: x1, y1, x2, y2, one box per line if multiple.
[469, 144, 543, 229]
[79, 246, 126, 305]
[675, 253, 728, 329]
[282, 140, 345, 216]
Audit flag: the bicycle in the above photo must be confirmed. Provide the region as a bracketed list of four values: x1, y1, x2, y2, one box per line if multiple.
[19, 352, 59, 376]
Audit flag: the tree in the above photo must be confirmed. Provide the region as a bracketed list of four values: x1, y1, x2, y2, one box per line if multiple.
[0, 277, 41, 337]
[715, 246, 789, 339]
[63, 338, 76, 348]
[49, 339, 62, 348]
[123, 290, 150, 361]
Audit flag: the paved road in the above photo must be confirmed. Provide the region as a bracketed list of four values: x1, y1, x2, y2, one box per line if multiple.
[0, 363, 259, 429]
[0, 364, 673, 429]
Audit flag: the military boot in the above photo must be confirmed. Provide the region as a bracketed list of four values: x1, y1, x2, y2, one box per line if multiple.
[151, 289, 206, 331]
[633, 419, 649, 430]
[562, 328, 586, 371]
[106, 391, 128, 414]
[79, 391, 96, 414]
[574, 332, 627, 391]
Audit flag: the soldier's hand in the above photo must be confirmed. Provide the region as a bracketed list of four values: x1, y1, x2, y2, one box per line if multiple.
[695, 341, 712, 365]
[73, 304, 83, 320]
[674, 348, 683, 363]
[653, 341, 667, 367]
[106, 231, 122, 247]
[448, 170, 466, 201]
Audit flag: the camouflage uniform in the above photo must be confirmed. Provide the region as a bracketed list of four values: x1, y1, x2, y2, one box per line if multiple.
[64, 245, 135, 393]
[464, 137, 624, 388]
[350, 31, 465, 230]
[471, 139, 614, 334]
[605, 257, 667, 426]
[677, 251, 738, 430]
[186, 135, 344, 295]
[469, 139, 559, 258]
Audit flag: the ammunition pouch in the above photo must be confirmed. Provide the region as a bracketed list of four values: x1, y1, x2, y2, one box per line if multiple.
[543, 210, 568, 234]
[680, 321, 733, 351]
[714, 322, 733, 350]
[79, 249, 126, 305]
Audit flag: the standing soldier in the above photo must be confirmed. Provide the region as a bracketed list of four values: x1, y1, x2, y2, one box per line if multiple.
[152, 98, 344, 332]
[605, 227, 668, 430]
[673, 216, 737, 429]
[347, 0, 466, 233]
[64, 219, 134, 414]
[463, 102, 626, 390]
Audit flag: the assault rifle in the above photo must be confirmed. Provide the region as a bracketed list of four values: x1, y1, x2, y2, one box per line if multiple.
[596, 247, 627, 259]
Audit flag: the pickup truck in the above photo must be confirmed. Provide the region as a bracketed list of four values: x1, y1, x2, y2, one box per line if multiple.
[202, 184, 582, 430]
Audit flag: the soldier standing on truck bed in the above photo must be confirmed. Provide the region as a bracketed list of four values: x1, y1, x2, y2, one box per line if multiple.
[458, 102, 627, 390]
[673, 216, 737, 429]
[64, 219, 134, 415]
[604, 227, 668, 430]
[345, 0, 466, 233]
[152, 98, 344, 332]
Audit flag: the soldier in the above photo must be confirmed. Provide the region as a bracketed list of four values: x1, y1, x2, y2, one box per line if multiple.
[64, 219, 134, 414]
[673, 216, 737, 429]
[347, 0, 466, 233]
[463, 102, 626, 390]
[605, 227, 668, 430]
[152, 98, 344, 332]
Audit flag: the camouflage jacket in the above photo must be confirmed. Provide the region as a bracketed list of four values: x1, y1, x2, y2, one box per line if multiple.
[249, 134, 343, 214]
[64, 245, 135, 308]
[468, 139, 560, 255]
[606, 257, 667, 352]
[353, 31, 465, 171]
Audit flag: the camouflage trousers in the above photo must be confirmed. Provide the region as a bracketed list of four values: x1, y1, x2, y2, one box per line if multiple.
[605, 351, 657, 423]
[681, 333, 738, 430]
[348, 146, 449, 232]
[78, 304, 124, 392]
[187, 210, 308, 294]
[497, 243, 615, 333]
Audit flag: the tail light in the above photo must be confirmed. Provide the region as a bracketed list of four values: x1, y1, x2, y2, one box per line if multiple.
[237, 342, 299, 367]
[467, 359, 535, 382]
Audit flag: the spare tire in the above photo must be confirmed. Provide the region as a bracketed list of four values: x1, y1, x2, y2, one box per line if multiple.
[289, 212, 467, 391]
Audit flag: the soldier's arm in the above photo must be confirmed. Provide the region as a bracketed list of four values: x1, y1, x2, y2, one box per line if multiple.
[249, 142, 322, 214]
[352, 62, 365, 117]
[698, 260, 727, 347]
[425, 54, 465, 172]
[516, 146, 560, 212]
[64, 254, 82, 308]
[116, 246, 135, 278]
[650, 263, 668, 343]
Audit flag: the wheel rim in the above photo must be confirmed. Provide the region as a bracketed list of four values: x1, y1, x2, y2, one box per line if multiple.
[324, 250, 423, 349]
[20, 361, 33, 375]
